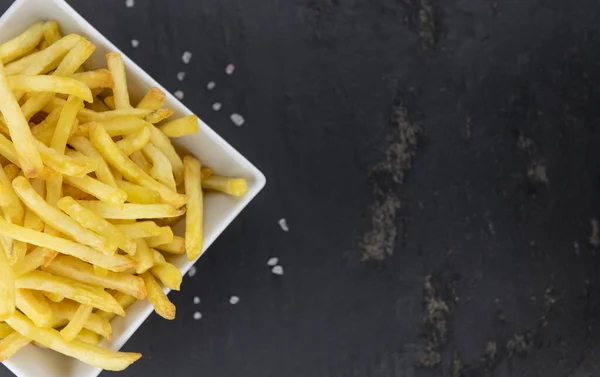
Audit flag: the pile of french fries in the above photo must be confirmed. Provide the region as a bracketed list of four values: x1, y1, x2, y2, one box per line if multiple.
[0, 21, 249, 371]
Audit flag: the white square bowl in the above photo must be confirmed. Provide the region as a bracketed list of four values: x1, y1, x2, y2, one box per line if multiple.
[0, 0, 266, 376]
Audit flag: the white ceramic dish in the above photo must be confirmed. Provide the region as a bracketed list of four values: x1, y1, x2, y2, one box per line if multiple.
[0, 0, 266, 376]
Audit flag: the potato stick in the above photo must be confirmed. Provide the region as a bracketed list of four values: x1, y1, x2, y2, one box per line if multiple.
[72, 69, 113, 89]
[115, 221, 162, 238]
[136, 87, 165, 110]
[106, 53, 130, 109]
[51, 301, 111, 339]
[8, 34, 81, 76]
[203, 176, 249, 197]
[151, 248, 166, 264]
[159, 115, 199, 138]
[60, 304, 92, 341]
[0, 322, 12, 337]
[97, 292, 136, 322]
[77, 328, 102, 345]
[45, 255, 145, 299]
[86, 96, 110, 112]
[0, 241, 14, 320]
[151, 259, 182, 291]
[12, 241, 26, 265]
[145, 108, 173, 124]
[16, 271, 125, 315]
[143, 144, 176, 190]
[58, 196, 135, 255]
[0, 22, 44, 64]
[52, 95, 84, 153]
[0, 63, 42, 177]
[115, 180, 161, 204]
[145, 226, 174, 247]
[155, 236, 186, 255]
[201, 167, 213, 180]
[130, 150, 151, 174]
[93, 265, 108, 277]
[110, 166, 123, 181]
[7, 75, 92, 102]
[116, 126, 150, 156]
[129, 239, 152, 274]
[68, 136, 116, 187]
[90, 123, 187, 207]
[43, 292, 64, 303]
[11, 247, 43, 277]
[75, 116, 146, 137]
[3, 164, 19, 182]
[0, 167, 24, 225]
[23, 179, 44, 232]
[38, 40, 49, 50]
[15, 289, 54, 328]
[184, 155, 203, 260]
[62, 184, 95, 200]
[37, 139, 95, 177]
[77, 201, 185, 219]
[0, 218, 133, 272]
[42, 21, 62, 46]
[0, 331, 30, 361]
[63, 175, 127, 206]
[77, 107, 153, 123]
[64, 149, 98, 172]
[103, 95, 115, 110]
[31, 106, 61, 145]
[141, 272, 175, 320]
[147, 123, 184, 184]
[6, 312, 141, 370]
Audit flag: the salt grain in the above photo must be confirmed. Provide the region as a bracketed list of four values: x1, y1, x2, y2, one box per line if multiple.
[177, 72, 186, 81]
[193, 311, 202, 320]
[225, 64, 235, 75]
[174, 90, 184, 100]
[230, 113, 245, 127]
[125, 0, 134, 8]
[271, 266, 284, 275]
[206, 81, 216, 90]
[131, 39, 139, 48]
[188, 266, 197, 277]
[182, 51, 192, 64]
[229, 296, 240, 305]
[278, 218, 289, 232]
[267, 257, 279, 266]
[212, 102, 222, 111]
[193, 296, 200, 304]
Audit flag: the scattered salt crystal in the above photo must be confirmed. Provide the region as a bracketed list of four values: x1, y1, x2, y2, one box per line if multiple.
[225, 64, 235, 75]
[125, 0, 134, 8]
[188, 266, 197, 277]
[271, 266, 284, 275]
[193, 311, 202, 320]
[182, 51, 192, 64]
[278, 218, 289, 232]
[193, 296, 200, 304]
[212, 102, 222, 111]
[267, 257, 279, 266]
[177, 72, 186, 81]
[130, 39, 139, 48]
[206, 81, 216, 90]
[229, 296, 240, 305]
[230, 113, 245, 127]
[174, 90, 184, 100]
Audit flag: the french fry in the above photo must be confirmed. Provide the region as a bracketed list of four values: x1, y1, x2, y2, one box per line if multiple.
[115, 221, 162, 238]
[147, 123, 184, 184]
[3, 163, 20, 181]
[23, 178, 44, 232]
[77, 328, 102, 345]
[5, 312, 141, 371]
[42, 21, 62, 46]
[0, 241, 14, 320]
[43, 292, 64, 303]
[184, 155, 203, 260]
[0, 166, 24, 225]
[0, 218, 133, 272]
[130, 150, 152, 174]
[58, 196, 136, 255]
[11, 241, 26, 265]
[51, 301, 111, 339]
[145, 226, 174, 247]
[0, 331, 30, 361]
[16, 271, 125, 315]
[77, 201, 185, 219]
[97, 292, 136, 322]
[72, 69, 113, 89]
[115, 180, 161, 204]
[86, 96, 110, 112]
[5, 34, 81, 76]
[11, 246, 44, 277]
[30, 106, 61, 146]
[77, 107, 153, 123]
[15, 289, 54, 328]
[106, 53, 130, 109]
[0, 322, 12, 337]
[142, 272, 175, 320]
[201, 167, 213, 180]
[0, 22, 44, 64]
[159, 115, 199, 137]
[155, 236, 186, 255]
[62, 184, 95, 200]
[104, 95, 115, 110]
[203, 176, 249, 197]
[145, 108, 173, 124]
[37, 139, 95, 177]
[75, 116, 146, 137]
[136, 87, 165, 110]
[60, 304, 93, 341]
[63, 175, 127, 205]
[150, 254, 182, 291]
[116, 126, 150, 156]
[68, 135, 116, 187]
[7, 75, 92, 102]
[144, 144, 176, 190]
[132, 239, 154, 274]
[44, 255, 145, 299]
[89, 123, 188, 207]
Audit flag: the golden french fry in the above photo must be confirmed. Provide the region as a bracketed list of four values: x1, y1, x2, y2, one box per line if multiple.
[75, 116, 145, 137]
[143, 144, 176, 190]
[184, 155, 203, 260]
[11, 241, 26, 265]
[77, 107, 153, 123]
[106, 53, 130, 109]
[0, 218, 133, 272]
[58, 196, 135, 255]
[158, 115, 199, 138]
[155, 236, 185, 255]
[16, 270, 125, 315]
[0, 166, 24, 225]
[42, 21, 62, 46]
[11, 246, 43, 277]
[86, 96, 110, 112]
[0, 22, 44, 64]
[52, 95, 84, 153]
[62, 184, 95, 200]
[115, 180, 161, 204]
[15, 289, 54, 328]
[0, 322, 12, 337]
[130, 150, 152, 174]
[145, 226, 174, 247]
[201, 167, 213, 180]
[145, 108, 173, 124]
[116, 126, 150, 156]
[60, 303, 92, 341]
[30, 106, 61, 145]
[203, 176, 249, 197]
[63, 175, 127, 205]
[23, 178, 44, 232]
[104, 95, 115, 110]
[147, 123, 184, 184]
[6, 312, 141, 371]
[77, 201, 185, 219]
[43, 292, 64, 303]
[72, 69, 113, 89]
[3, 164, 20, 181]
[150, 255, 182, 291]
[142, 272, 175, 320]
[97, 292, 137, 322]
[136, 87, 165, 110]
[68, 135, 116, 187]
[0, 331, 30, 361]
[37, 139, 95, 177]
[5, 34, 81, 76]
[0, 241, 15, 320]
[51, 301, 111, 339]
[77, 328, 102, 345]
[132, 239, 153, 274]
[7, 75, 92, 102]
[89, 123, 188, 208]
[115, 221, 162, 238]
[65, 149, 98, 172]
[45, 255, 145, 299]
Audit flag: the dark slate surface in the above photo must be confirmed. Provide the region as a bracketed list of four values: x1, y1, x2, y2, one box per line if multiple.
[3, 0, 600, 376]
